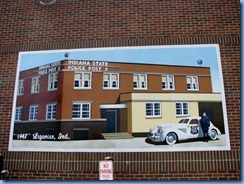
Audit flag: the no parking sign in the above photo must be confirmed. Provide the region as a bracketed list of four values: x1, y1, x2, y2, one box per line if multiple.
[99, 160, 113, 180]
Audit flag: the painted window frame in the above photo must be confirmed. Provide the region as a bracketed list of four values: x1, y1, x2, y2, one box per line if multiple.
[46, 103, 57, 120]
[176, 102, 190, 116]
[31, 77, 40, 93]
[74, 72, 92, 89]
[72, 103, 91, 119]
[146, 102, 161, 118]
[133, 74, 148, 90]
[15, 106, 22, 121]
[186, 76, 199, 91]
[48, 73, 58, 91]
[162, 75, 175, 90]
[103, 73, 119, 89]
[29, 105, 38, 121]
[17, 80, 24, 95]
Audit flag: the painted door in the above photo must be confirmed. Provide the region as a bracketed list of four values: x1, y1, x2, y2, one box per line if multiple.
[106, 110, 117, 133]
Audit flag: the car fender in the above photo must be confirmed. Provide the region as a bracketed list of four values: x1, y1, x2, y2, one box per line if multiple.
[208, 127, 221, 135]
[161, 128, 188, 142]
[208, 122, 221, 135]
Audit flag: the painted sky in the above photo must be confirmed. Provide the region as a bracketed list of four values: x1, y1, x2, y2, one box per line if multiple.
[18, 45, 223, 92]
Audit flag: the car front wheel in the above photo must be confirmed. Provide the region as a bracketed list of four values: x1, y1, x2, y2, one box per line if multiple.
[209, 129, 218, 140]
[165, 132, 177, 145]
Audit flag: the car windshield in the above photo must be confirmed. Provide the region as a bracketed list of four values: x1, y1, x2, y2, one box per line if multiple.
[178, 118, 189, 124]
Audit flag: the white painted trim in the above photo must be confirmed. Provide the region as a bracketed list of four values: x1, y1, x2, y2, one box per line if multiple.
[99, 104, 127, 109]
[46, 103, 57, 120]
[47, 73, 58, 91]
[29, 105, 39, 121]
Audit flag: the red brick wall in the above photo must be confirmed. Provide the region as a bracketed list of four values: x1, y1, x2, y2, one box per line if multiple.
[0, 0, 240, 181]
[0, 0, 240, 43]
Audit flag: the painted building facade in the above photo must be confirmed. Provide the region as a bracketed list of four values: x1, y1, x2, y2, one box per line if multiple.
[14, 60, 223, 140]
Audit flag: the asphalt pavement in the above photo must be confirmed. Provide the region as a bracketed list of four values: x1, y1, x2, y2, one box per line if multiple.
[10, 134, 229, 152]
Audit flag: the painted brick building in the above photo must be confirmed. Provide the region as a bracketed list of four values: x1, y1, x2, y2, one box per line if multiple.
[0, 0, 240, 181]
[14, 59, 224, 140]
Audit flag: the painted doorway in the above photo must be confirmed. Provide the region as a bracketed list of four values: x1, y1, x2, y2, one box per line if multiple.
[106, 110, 117, 133]
[198, 102, 225, 134]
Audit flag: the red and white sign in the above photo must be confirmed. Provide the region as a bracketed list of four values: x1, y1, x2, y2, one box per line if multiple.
[99, 160, 113, 180]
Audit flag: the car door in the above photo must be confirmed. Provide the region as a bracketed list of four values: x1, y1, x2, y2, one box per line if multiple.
[186, 119, 200, 139]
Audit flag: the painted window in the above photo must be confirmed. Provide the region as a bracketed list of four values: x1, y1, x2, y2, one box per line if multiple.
[103, 73, 119, 89]
[31, 77, 40, 93]
[72, 103, 91, 119]
[29, 105, 38, 121]
[186, 76, 199, 90]
[189, 119, 198, 125]
[18, 80, 24, 95]
[162, 75, 175, 90]
[176, 102, 189, 116]
[48, 73, 58, 90]
[146, 102, 161, 117]
[46, 103, 57, 120]
[133, 74, 147, 89]
[74, 72, 92, 89]
[15, 107, 22, 121]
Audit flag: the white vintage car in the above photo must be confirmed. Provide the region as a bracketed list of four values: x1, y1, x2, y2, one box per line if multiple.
[148, 117, 221, 145]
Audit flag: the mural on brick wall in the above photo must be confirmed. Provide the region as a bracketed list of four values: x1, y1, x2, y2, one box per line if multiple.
[9, 45, 230, 152]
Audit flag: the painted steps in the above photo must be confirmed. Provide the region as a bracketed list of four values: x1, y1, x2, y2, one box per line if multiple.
[101, 132, 134, 140]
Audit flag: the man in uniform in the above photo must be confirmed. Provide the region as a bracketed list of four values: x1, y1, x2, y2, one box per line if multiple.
[200, 112, 210, 142]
